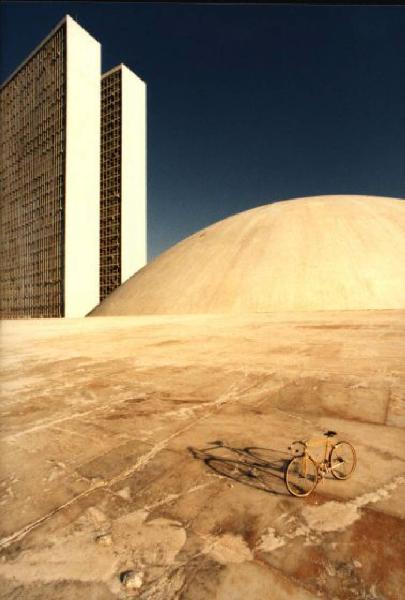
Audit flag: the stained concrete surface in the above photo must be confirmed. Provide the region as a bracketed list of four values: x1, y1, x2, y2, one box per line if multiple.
[0, 311, 404, 599]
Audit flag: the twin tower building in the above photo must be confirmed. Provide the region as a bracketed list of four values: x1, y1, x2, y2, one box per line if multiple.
[0, 15, 147, 318]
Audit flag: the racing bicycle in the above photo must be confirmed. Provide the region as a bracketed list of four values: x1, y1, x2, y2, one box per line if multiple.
[285, 430, 356, 497]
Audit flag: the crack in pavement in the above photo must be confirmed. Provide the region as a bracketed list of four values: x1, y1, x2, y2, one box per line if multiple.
[0, 377, 255, 551]
[2, 395, 142, 443]
[258, 475, 405, 553]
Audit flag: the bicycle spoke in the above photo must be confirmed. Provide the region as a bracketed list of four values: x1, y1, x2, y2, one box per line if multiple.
[285, 456, 317, 497]
[330, 442, 356, 480]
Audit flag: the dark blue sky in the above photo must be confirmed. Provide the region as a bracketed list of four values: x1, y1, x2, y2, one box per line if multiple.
[1, 3, 405, 260]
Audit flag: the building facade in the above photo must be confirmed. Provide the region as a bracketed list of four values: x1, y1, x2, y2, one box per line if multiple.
[0, 15, 146, 318]
[0, 24, 67, 318]
[100, 65, 146, 302]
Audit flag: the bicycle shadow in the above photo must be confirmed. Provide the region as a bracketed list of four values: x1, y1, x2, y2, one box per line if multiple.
[188, 440, 291, 496]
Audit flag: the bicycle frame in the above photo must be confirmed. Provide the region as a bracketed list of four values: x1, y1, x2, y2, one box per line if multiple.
[306, 436, 333, 467]
[292, 436, 335, 480]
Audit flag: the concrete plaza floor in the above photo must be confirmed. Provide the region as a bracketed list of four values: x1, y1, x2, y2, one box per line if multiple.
[0, 311, 404, 599]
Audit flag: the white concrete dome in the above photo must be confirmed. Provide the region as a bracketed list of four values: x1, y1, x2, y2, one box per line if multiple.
[91, 195, 405, 315]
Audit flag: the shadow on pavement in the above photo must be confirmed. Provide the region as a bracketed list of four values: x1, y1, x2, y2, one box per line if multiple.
[189, 440, 291, 496]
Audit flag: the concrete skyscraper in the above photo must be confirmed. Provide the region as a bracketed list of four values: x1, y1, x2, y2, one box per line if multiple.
[0, 15, 146, 318]
[100, 65, 146, 302]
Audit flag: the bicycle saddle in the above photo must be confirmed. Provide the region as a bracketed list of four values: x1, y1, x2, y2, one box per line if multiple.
[324, 430, 337, 437]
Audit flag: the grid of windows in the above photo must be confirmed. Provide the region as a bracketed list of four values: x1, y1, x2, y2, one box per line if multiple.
[0, 27, 65, 318]
[100, 69, 122, 301]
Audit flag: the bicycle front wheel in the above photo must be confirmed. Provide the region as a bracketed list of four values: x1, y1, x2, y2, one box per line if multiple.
[330, 441, 356, 480]
[285, 456, 318, 497]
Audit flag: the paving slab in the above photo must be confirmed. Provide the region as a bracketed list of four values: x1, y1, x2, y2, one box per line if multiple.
[0, 311, 404, 599]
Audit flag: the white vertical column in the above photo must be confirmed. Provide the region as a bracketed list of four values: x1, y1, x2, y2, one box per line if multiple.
[64, 16, 101, 317]
[121, 64, 147, 283]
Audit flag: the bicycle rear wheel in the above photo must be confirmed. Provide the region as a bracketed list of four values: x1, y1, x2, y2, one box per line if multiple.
[330, 441, 356, 480]
[285, 456, 318, 497]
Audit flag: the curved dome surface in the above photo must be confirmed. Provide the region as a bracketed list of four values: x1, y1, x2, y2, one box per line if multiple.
[91, 195, 405, 315]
